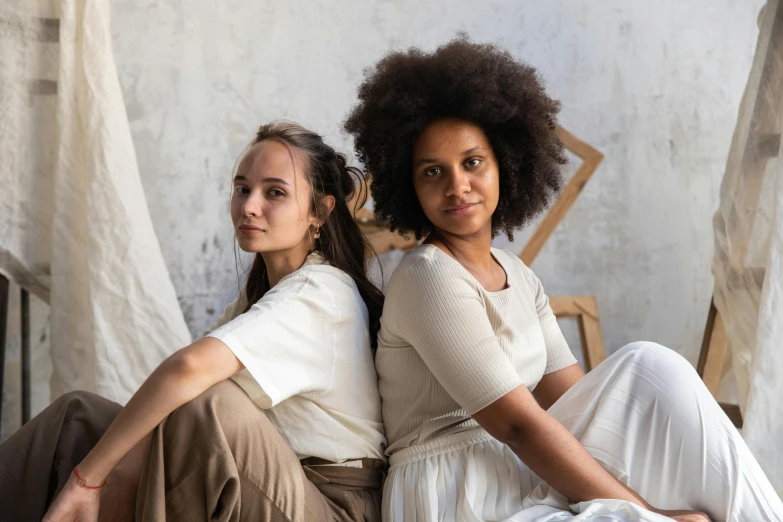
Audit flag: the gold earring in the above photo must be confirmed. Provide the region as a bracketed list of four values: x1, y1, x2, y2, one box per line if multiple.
[313, 225, 321, 239]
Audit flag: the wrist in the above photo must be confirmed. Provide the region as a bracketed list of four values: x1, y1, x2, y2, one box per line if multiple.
[615, 482, 652, 511]
[73, 458, 109, 489]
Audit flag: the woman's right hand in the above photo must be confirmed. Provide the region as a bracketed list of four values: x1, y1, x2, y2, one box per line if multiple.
[653, 508, 712, 522]
[42, 472, 101, 522]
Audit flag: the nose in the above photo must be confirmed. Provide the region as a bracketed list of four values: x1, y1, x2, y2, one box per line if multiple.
[240, 190, 263, 217]
[444, 168, 471, 198]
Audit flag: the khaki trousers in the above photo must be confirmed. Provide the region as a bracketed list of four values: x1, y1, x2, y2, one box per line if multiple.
[0, 380, 383, 521]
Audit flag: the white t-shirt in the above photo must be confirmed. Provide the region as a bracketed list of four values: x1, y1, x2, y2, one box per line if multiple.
[205, 253, 386, 462]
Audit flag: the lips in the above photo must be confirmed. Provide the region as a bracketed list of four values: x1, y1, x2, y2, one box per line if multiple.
[444, 202, 479, 215]
[238, 224, 265, 234]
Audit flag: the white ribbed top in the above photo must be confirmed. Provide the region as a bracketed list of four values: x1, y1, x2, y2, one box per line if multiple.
[376, 244, 577, 457]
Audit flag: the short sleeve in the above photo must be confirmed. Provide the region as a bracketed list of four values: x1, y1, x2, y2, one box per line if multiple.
[207, 272, 335, 408]
[386, 259, 524, 415]
[521, 262, 578, 374]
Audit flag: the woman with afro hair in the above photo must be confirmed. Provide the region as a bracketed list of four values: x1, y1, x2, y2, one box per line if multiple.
[345, 37, 782, 522]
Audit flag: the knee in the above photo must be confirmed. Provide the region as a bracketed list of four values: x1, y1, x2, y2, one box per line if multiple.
[616, 341, 698, 383]
[163, 380, 264, 446]
[170, 380, 245, 422]
[51, 390, 107, 415]
[41, 390, 119, 439]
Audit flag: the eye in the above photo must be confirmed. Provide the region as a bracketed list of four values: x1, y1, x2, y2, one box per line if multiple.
[465, 157, 482, 168]
[423, 167, 441, 177]
[267, 188, 285, 198]
[233, 186, 249, 195]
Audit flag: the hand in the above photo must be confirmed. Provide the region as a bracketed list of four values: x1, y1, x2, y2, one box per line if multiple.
[42, 472, 101, 522]
[653, 508, 712, 522]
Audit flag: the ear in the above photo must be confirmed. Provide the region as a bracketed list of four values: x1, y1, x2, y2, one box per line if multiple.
[314, 195, 336, 226]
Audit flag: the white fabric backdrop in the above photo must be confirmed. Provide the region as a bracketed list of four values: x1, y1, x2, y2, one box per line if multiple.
[712, 0, 783, 495]
[0, 0, 191, 404]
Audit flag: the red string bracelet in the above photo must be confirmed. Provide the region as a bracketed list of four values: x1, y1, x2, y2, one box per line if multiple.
[73, 466, 106, 490]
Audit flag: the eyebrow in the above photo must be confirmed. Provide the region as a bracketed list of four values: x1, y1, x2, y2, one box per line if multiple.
[233, 175, 290, 185]
[414, 146, 487, 166]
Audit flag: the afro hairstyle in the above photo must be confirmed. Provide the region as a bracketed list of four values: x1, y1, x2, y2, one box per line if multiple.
[344, 36, 567, 240]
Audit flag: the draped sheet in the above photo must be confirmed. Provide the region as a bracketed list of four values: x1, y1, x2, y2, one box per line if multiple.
[0, 0, 191, 404]
[712, 0, 783, 495]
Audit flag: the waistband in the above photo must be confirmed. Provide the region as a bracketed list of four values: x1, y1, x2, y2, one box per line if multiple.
[388, 429, 495, 471]
[299, 456, 382, 469]
[300, 457, 386, 489]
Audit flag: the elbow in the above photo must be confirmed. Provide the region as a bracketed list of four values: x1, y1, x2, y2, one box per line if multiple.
[489, 420, 533, 451]
[475, 404, 543, 450]
[164, 347, 204, 381]
[159, 347, 219, 398]
[472, 386, 546, 449]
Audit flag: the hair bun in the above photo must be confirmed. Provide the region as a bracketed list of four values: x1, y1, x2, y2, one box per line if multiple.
[331, 152, 359, 201]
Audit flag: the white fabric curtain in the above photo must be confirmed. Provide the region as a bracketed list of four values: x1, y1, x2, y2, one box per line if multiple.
[712, 0, 783, 495]
[0, 0, 191, 404]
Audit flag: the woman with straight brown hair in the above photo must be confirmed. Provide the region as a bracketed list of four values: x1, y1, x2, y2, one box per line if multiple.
[0, 121, 387, 522]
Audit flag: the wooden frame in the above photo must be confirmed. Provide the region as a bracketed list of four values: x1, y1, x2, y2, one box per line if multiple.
[520, 126, 604, 265]
[352, 186, 419, 253]
[697, 299, 743, 428]
[357, 218, 418, 254]
[697, 299, 727, 397]
[549, 296, 606, 371]
[523, 129, 607, 371]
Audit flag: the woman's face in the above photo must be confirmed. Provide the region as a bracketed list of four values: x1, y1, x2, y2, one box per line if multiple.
[231, 140, 319, 254]
[412, 118, 500, 239]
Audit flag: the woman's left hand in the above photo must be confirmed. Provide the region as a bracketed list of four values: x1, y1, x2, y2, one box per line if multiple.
[42, 472, 101, 522]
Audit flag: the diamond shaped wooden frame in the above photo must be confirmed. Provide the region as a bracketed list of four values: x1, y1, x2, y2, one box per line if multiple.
[520, 126, 604, 265]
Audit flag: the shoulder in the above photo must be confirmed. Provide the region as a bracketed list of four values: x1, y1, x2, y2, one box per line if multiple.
[288, 262, 357, 291]
[491, 248, 538, 287]
[385, 244, 479, 301]
[268, 262, 364, 313]
[491, 247, 527, 273]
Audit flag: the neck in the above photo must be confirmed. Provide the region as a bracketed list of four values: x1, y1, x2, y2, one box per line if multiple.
[427, 223, 494, 271]
[260, 241, 314, 288]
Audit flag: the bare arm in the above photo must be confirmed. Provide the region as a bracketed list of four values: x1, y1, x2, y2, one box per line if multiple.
[473, 383, 651, 509]
[77, 337, 243, 484]
[473, 382, 712, 521]
[532, 363, 585, 411]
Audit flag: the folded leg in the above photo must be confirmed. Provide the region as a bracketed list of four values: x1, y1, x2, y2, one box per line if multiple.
[136, 379, 381, 522]
[0, 390, 120, 521]
[535, 342, 783, 521]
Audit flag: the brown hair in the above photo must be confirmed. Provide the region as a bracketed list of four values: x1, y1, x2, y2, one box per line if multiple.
[237, 121, 384, 346]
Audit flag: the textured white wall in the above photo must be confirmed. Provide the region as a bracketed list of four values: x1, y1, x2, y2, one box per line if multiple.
[0, 0, 766, 440]
[108, 0, 763, 362]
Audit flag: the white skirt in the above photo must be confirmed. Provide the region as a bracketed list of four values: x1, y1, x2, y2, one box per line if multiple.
[383, 342, 783, 522]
